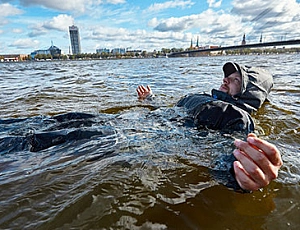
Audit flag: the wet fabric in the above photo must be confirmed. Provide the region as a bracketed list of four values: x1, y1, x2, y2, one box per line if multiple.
[0, 113, 117, 154]
[0, 111, 245, 192]
[176, 93, 254, 133]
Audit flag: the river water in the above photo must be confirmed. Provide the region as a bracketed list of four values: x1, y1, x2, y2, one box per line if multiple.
[0, 55, 299, 229]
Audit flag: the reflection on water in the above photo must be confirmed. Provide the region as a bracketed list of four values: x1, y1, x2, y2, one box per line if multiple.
[0, 55, 299, 229]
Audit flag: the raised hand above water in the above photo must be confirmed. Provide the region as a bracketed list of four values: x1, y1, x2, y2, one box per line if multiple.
[233, 133, 283, 191]
[136, 85, 153, 99]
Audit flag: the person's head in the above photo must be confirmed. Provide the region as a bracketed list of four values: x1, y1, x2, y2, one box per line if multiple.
[219, 62, 242, 96]
[219, 72, 242, 96]
[218, 62, 274, 112]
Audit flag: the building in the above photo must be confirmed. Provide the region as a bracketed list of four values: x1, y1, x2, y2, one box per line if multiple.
[0, 54, 28, 62]
[69, 25, 81, 55]
[96, 48, 110, 54]
[30, 49, 50, 59]
[112, 48, 126, 54]
[30, 44, 61, 59]
[48, 45, 61, 57]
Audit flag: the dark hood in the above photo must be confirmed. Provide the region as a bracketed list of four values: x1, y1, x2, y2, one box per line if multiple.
[212, 62, 274, 113]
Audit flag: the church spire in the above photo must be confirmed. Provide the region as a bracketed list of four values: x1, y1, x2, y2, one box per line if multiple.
[241, 34, 246, 45]
[260, 33, 263, 43]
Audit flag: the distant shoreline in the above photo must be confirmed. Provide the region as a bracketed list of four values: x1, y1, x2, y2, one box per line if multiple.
[1, 48, 299, 63]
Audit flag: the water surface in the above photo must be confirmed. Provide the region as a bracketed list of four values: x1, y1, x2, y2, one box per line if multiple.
[0, 55, 299, 229]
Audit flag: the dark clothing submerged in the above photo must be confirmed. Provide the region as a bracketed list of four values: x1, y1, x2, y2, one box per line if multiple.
[176, 93, 254, 133]
[175, 62, 273, 132]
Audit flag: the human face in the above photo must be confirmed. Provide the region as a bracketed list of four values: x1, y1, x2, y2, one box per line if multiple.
[219, 72, 242, 96]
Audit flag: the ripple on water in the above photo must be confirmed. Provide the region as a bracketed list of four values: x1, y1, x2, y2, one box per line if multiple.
[0, 56, 300, 229]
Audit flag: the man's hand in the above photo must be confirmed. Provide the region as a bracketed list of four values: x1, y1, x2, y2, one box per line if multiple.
[233, 133, 283, 191]
[136, 85, 152, 99]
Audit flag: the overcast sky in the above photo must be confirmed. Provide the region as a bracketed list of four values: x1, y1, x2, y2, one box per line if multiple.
[1, 0, 300, 54]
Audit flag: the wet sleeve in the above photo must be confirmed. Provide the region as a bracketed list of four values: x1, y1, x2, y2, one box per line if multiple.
[176, 94, 254, 132]
[193, 100, 254, 132]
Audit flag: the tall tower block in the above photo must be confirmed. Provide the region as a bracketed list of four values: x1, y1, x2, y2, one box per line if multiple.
[69, 25, 81, 55]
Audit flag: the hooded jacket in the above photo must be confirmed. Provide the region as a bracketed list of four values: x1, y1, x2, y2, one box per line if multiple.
[175, 62, 273, 132]
[212, 62, 274, 113]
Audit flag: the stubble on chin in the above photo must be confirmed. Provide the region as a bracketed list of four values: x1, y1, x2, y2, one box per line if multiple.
[219, 85, 228, 93]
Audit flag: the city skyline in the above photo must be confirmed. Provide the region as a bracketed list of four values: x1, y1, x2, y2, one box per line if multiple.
[1, 0, 300, 54]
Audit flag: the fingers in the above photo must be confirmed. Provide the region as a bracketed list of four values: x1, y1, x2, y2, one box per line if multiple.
[146, 85, 151, 92]
[136, 85, 145, 95]
[247, 135, 283, 167]
[233, 161, 261, 191]
[136, 85, 152, 99]
[136, 85, 147, 97]
[233, 134, 283, 190]
[233, 148, 270, 189]
[234, 138, 278, 180]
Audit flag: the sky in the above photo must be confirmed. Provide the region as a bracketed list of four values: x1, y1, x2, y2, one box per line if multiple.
[1, 0, 300, 54]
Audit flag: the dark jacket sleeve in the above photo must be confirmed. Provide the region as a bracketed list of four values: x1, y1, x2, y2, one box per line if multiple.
[176, 93, 254, 133]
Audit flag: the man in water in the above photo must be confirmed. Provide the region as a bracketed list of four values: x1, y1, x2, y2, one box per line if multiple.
[136, 62, 283, 192]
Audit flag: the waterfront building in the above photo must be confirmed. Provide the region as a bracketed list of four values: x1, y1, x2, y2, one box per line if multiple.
[69, 25, 81, 55]
[48, 45, 61, 57]
[0, 54, 28, 62]
[112, 48, 126, 54]
[127, 49, 142, 54]
[96, 48, 110, 54]
[30, 49, 50, 59]
[30, 44, 61, 59]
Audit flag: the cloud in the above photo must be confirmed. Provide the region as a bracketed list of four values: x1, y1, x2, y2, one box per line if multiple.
[87, 25, 191, 51]
[2, 0, 300, 53]
[42, 14, 74, 31]
[89, 26, 129, 41]
[151, 14, 200, 32]
[207, 0, 222, 8]
[0, 19, 9, 26]
[150, 9, 243, 35]
[147, 0, 195, 12]
[28, 14, 74, 37]
[28, 29, 47, 37]
[148, 0, 300, 46]
[18, 0, 126, 13]
[9, 38, 39, 49]
[0, 3, 23, 17]
[106, 0, 126, 4]
[20, 0, 93, 13]
[232, 0, 300, 22]
[231, 0, 300, 40]
[12, 28, 23, 33]
[0, 3, 23, 25]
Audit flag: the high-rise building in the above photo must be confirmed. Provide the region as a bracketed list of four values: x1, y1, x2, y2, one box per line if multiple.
[69, 25, 81, 55]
